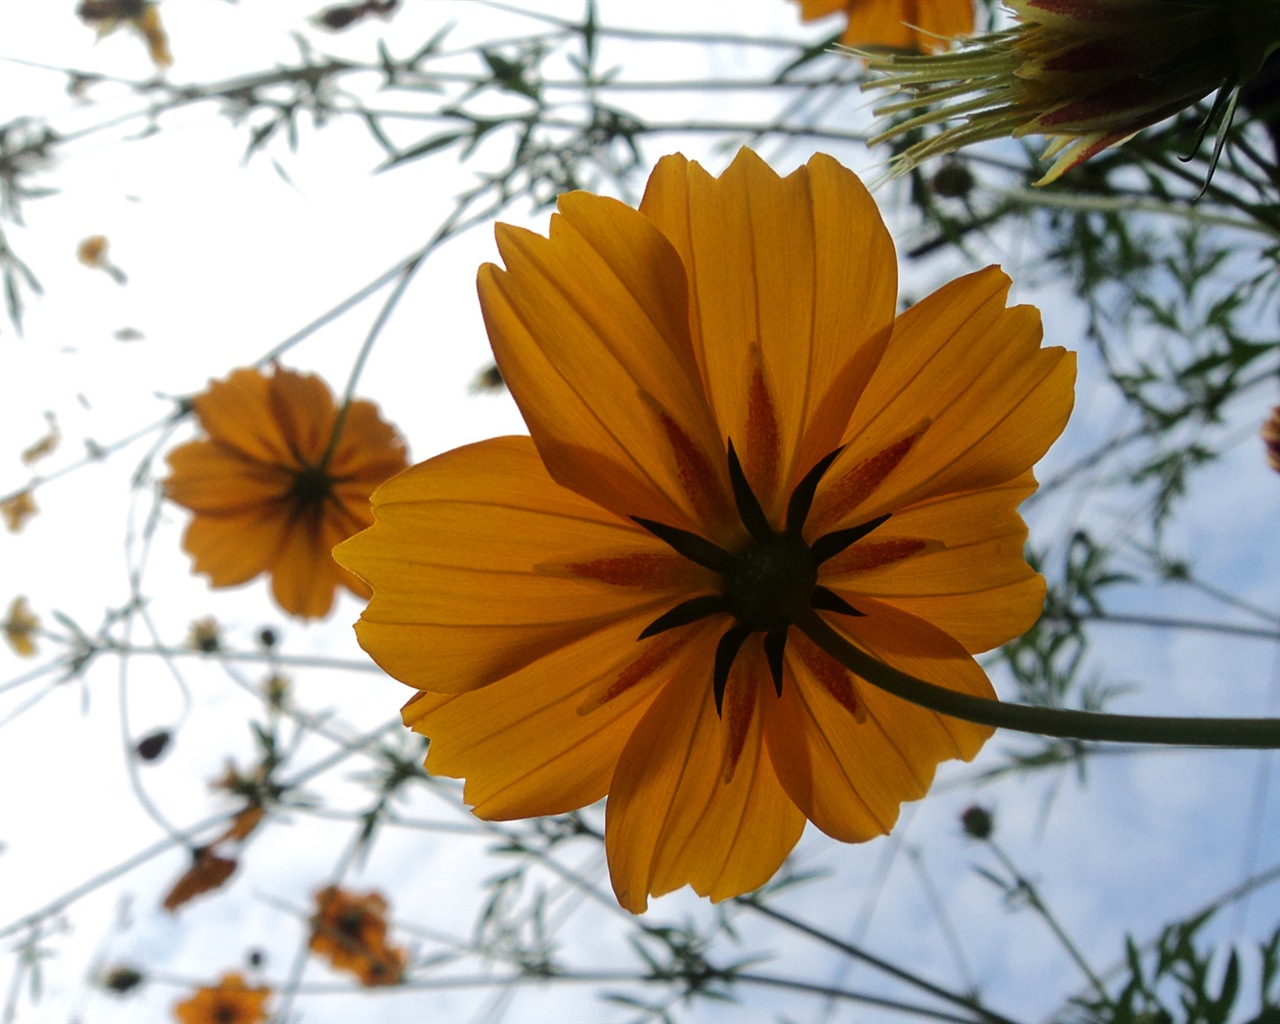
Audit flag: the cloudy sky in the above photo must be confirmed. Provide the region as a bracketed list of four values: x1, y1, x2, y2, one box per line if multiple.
[2, 2, 1278, 1023]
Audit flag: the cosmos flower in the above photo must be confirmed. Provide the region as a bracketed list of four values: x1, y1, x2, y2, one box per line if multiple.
[794, 0, 974, 52]
[336, 148, 1074, 912]
[77, 0, 173, 69]
[165, 366, 407, 620]
[308, 886, 406, 986]
[862, 0, 1280, 183]
[172, 973, 270, 1024]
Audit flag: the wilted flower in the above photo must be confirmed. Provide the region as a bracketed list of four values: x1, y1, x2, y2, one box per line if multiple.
[172, 973, 270, 1024]
[309, 886, 406, 986]
[165, 365, 407, 619]
[76, 235, 127, 283]
[2, 490, 37, 533]
[794, 0, 974, 52]
[186, 616, 221, 653]
[77, 0, 173, 69]
[21, 413, 59, 466]
[863, 0, 1280, 184]
[3, 597, 39, 657]
[100, 964, 145, 995]
[337, 148, 1074, 911]
[1264, 404, 1280, 472]
[162, 846, 238, 912]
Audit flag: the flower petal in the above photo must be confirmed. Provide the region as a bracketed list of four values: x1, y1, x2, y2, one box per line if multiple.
[336, 436, 717, 693]
[165, 441, 291, 514]
[638, 150, 898, 520]
[766, 608, 992, 843]
[840, 0, 975, 51]
[478, 192, 729, 535]
[821, 473, 1044, 652]
[402, 618, 716, 820]
[606, 638, 806, 913]
[815, 266, 1074, 529]
[190, 368, 292, 465]
[181, 507, 290, 588]
[267, 368, 338, 464]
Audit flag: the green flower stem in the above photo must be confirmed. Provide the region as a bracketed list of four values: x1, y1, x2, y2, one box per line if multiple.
[788, 604, 1280, 748]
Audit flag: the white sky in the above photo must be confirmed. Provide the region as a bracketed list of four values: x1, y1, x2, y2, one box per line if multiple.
[2, 2, 1279, 1023]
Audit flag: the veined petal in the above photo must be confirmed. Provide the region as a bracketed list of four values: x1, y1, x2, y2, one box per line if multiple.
[270, 510, 348, 619]
[606, 638, 806, 912]
[638, 150, 897, 522]
[190, 368, 293, 466]
[816, 266, 1074, 527]
[766, 607, 992, 843]
[479, 194, 729, 535]
[267, 367, 338, 465]
[404, 618, 719, 820]
[336, 436, 717, 693]
[165, 441, 292, 514]
[841, 0, 974, 51]
[821, 474, 1044, 652]
[182, 507, 291, 588]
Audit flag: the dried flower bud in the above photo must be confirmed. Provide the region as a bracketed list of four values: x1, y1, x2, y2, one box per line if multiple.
[960, 804, 994, 840]
[135, 729, 171, 762]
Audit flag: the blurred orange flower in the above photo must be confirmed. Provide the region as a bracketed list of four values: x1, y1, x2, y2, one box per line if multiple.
[794, 0, 973, 52]
[3, 597, 39, 657]
[1264, 405, 1280, 472]
[308, 886, 406, 986]
[166, 366, 407, 619]
[336, 149, 1074, 912]
[172, 973, 269, 1024]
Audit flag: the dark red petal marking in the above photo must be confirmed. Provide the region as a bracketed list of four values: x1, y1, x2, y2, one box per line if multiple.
[792, 630, 867, 724]
[822, 538, 929, 577]
[558, 552, 692, 589]
[810, 432, 919, 534]
[578, 630, 691, 713]
[745, 349, 780, 506]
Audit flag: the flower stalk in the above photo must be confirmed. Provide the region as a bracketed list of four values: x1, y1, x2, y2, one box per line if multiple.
[789, 601, 1280, 748]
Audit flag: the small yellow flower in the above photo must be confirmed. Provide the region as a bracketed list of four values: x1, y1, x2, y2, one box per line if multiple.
[172, 973, 269, 1024]
[336, 148, 1075, 912]
[308, 886, 406, 987]
[1, 490, 37, 533]
[3, 597, 39, 657]
[794, 0, 974, 52]
[165, 366, 407, 620]
[863, 0, 1280, 183]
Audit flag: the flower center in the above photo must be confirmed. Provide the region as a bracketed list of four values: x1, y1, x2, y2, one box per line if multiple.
[289, 464, 334, 510]
[632, 441, 887, 715]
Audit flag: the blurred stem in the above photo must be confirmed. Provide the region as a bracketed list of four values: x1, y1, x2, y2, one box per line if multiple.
[982, 839, 1108, 1002]
[789, 603, 1280, 747]
[742, 900, 1023, 1024]
[1006, 187, 1280, 240]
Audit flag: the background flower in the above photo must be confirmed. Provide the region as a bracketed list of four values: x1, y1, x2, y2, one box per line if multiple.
[794, 0, 973, 52]
[166, 365, 407, 619]
[337, 149, 1074, 912]
[172, 972, 269, 1024]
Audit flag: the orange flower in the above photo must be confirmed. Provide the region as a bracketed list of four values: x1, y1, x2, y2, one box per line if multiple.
[794, 0, 973, 52]
[308, 886, 406, 986]
[336, 149, 1074, 912]
[864, 0, 1280, 183]
[172, 973, 270, 1024]
[165, 366, 407, 619]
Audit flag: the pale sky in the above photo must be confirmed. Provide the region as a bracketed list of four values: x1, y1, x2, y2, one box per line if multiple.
[2, 2, 1278, 1023]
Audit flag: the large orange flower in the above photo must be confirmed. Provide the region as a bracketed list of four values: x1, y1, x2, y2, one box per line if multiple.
[336, 149, 1074, 912]
[794, 0, 973, 52]
[166, 366, 407, 619]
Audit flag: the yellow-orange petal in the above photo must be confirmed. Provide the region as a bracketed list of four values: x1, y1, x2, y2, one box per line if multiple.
[328, 399, 409, 483]
[266, 368, 339, 464]
[478, 191, 729, 535]
[336, 436, 716, 694]
[165, 441, 292, 514]
[605, 638, 806, 913]
[181, 508, 292, 589]
[766, 606, 992, 843]
[638, 150, 898, 521]
[189, 368, 293, 466]
[402, 617, 715, 819]
[268, 509, 351, 619]
[816, 266, 1074, 528]
[844, 0, 974, 51]
[821, 473, 1044, 652]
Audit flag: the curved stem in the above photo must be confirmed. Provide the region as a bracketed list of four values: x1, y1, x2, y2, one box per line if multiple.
[788, 604, 1280, 748]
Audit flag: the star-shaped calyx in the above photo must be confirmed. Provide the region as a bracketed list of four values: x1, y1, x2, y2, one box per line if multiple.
[633, 442, 889, 716]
